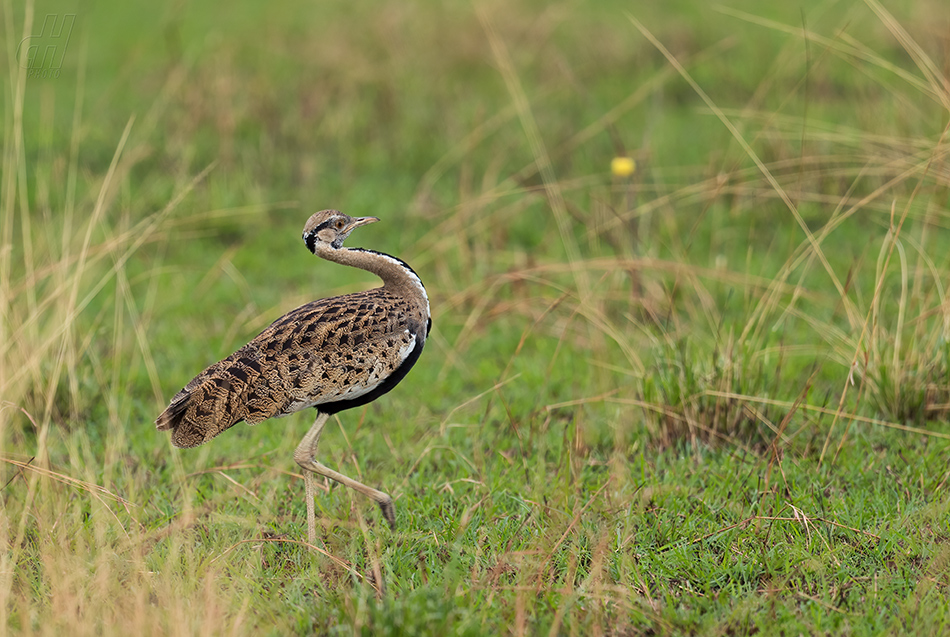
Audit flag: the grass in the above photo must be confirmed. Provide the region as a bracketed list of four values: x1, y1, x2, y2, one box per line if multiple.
[3, 0, 950, 633]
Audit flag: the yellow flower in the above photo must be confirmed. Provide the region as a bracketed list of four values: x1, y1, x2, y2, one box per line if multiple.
[611, 156, 636, 178]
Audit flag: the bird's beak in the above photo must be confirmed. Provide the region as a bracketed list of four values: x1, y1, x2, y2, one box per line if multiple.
[346, 216, 379, 232]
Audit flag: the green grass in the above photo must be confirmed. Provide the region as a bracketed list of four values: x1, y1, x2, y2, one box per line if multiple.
[3, 0, 950, 634]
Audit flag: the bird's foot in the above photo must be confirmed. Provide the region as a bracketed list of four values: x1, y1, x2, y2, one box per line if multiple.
[378, 496, 396, 530]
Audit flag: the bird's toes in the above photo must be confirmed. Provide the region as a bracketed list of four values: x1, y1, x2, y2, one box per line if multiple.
[378, 497, 396, 530]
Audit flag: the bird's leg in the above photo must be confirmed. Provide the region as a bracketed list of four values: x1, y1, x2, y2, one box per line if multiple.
[304, 470, 316, 544]
[297, 412, 329, 544]
[293, 412, 396, 533]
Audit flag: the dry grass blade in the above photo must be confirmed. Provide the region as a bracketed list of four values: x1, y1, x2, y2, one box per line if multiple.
[628, 14, 848, 317]
[716, 6, 944, 104]
[702, 390, 950, 440]
[477, 6, 588, 296]
[820, 121, 950, 462]
[0, 454, 133, 507]
[863, 0, 950, 112]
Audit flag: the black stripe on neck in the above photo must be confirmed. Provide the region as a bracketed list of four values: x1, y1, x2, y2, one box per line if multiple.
[346, 248, 427, 290]
[303, 229, 318, 254]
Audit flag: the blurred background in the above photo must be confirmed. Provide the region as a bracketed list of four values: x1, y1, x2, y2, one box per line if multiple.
[3, 0, 950, 633]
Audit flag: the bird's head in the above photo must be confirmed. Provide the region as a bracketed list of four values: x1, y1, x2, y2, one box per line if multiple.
[302, 210, 379, 253]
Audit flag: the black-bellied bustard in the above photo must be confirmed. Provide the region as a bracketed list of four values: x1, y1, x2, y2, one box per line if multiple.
[155, 210, 430, 542]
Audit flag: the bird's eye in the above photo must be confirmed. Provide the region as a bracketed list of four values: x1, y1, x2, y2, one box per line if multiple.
[335, 220, 345, 230]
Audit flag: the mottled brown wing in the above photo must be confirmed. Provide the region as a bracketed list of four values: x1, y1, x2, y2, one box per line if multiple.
[154, 349, 265, 447]
[155, 288, 419, 448]
[252, 289, 420, 412]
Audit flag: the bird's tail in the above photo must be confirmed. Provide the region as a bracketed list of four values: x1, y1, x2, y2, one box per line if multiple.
[155, 357, 263, 448]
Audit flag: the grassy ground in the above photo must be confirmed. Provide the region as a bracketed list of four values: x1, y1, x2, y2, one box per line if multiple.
[3, 0, 950, 634]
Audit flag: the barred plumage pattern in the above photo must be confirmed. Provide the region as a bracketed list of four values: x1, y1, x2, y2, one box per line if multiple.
[156, 289, 424, 446]
[155, 210, 430, 535]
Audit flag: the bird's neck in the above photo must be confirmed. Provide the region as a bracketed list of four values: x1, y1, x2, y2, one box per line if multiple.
[316, 245, 429, 312]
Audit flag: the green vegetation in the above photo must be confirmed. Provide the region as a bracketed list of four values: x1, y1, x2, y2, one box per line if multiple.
[3, 0, 950, 633]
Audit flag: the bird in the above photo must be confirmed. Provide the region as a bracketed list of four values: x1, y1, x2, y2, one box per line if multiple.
[155, 209, 430, 542]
